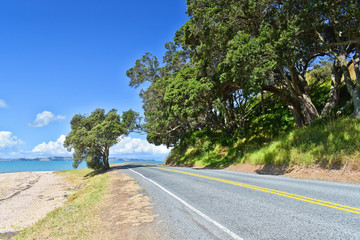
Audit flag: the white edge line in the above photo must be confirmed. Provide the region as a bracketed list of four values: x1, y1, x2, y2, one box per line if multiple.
[129, 168, 243, 240]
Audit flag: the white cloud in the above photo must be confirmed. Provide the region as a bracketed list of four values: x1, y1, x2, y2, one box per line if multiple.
[0, 131, 24, 148]
[111, 136, 171, 155]
[0, 99, 8, 108]
[29, 111, 65, 127]
[31, 135, 170, 158]
[32, 135, 70, 155]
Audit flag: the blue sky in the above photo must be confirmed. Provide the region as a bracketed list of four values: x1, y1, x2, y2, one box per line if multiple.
[0, 0, 188, 160]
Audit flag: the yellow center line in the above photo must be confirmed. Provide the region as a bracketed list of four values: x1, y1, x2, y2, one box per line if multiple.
[152, 166, 360, 215]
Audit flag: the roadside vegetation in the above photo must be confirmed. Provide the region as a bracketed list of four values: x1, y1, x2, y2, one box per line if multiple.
[59, 1, 360, 172]
[126, 0, 360, 170]
[13, 168, 109, 240]
[166, 117, 360, 171]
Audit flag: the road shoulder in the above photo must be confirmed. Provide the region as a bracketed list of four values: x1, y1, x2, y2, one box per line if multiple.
[97, 170, 163, 239]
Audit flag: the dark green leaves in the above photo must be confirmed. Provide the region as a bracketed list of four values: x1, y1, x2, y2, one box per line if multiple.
[127, 52, 160, 88]
[64, 109, 139, 170]
[128, 0, 360, 150]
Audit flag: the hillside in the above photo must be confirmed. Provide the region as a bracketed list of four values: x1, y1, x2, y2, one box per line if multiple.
[165, 118, 360, 173]
[127, 0, 360, 180]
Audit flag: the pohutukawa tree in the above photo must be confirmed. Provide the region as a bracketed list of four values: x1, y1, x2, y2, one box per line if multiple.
[128, 0, 360, 148]
[64, 108, 139, 170]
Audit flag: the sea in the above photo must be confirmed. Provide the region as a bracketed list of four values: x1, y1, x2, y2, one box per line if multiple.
[0, 159, 163, 173]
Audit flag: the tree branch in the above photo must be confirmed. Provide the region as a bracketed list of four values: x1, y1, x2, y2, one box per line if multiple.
[146, 125, 184, 136]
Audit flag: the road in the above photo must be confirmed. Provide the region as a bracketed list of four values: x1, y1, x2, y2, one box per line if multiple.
[120, 164, 360, 240]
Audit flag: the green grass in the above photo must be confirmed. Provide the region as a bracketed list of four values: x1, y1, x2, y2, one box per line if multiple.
[13, 168, 109, 240]
[242, 118, 360, 168]
[166, 118, 360, 170]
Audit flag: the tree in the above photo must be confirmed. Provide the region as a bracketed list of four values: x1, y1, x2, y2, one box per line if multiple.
[181, 0, 323, 127]
[309, 0, 360, 117]
[184, 0, 360, 126]
[126, 42, 213, 147]
[63, 109, 138, 170]
[128, 0, 360, 150]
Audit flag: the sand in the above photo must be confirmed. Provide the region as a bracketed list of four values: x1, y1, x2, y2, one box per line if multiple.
[0, 171, 70, 233]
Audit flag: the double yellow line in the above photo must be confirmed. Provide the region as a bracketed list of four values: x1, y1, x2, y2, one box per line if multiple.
[153, 167, 360, 215]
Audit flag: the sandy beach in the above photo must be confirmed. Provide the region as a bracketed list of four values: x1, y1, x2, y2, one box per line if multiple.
[0, 171, 70, 234]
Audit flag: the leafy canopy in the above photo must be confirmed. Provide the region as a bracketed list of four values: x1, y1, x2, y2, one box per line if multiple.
[64, 109, 139, 170]
[128, 0, 360, 152]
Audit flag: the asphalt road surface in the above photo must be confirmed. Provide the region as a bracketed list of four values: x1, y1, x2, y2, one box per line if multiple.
[120, 164, 360, 240]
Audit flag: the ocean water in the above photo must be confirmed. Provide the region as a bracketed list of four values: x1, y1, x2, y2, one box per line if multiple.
[0, 159, 163, 173]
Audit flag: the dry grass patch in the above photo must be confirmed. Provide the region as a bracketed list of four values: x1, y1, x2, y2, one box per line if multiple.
[11, 167, 162, 240]
[13, 168, 108, 240]
[97, 171, 161, 240]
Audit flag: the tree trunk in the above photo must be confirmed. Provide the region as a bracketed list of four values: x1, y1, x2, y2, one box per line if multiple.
[288, 103, 306, 128]
[291, 67, 320, 125]
[298, 94, 319, 125]
[103, 146, 110, 169]
[278, 66, 319, 126]
[321, 59, 342, 117]
[352, 51, 360, 118]
[262, 85, 307, 127]
[261, 91, 265, 113]
[336, 99, 353, 116]
[352, 88, 360, 118]
[338, 52, 360, 118]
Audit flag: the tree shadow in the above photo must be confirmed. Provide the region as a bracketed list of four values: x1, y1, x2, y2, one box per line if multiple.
[84, 168, 107, 177]
[255, 164, 292, 175]
[0, 231, 21, 240]
[108, 164, 147, 171]
[83, 163, 148, 177]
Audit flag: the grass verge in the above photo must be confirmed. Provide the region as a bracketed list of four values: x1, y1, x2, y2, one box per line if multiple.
[166, 117, 360, 170]
[242, 118, 360, 169]
[13, 168, 109, 240]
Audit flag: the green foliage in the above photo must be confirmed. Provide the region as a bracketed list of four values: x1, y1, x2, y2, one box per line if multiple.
[128, 0, 360, 168]
[164, 68, 213, 122]
[166, 128, 241, 168]
[243, 118, 360, 168]
[142, 76, 188, 147]
[246, 94, 295, 143]
[64, 109, 138, 170]
[222, 32, 277, 94]
[166, 61, 354, 168]
[308, 62, 333, 111]
[127, 52, 160, 88]
[167, 118, 360, 169]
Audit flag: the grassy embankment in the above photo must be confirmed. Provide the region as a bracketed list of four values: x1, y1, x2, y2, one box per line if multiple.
[13, 168, 109, 240]
[166, 117, 360, 171]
